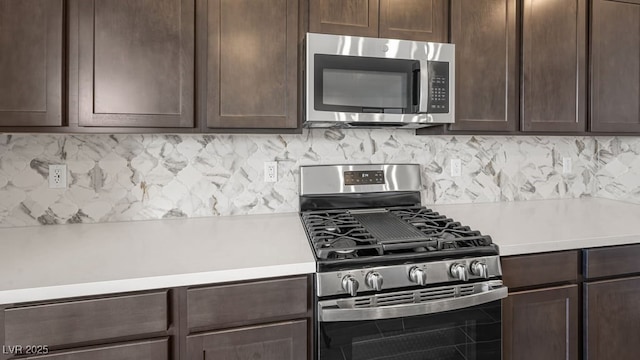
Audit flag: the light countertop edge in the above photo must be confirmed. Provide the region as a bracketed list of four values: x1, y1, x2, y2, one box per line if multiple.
[0, 262, 316, 305]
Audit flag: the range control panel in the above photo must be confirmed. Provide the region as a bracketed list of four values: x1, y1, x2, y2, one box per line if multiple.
[344, 170, 385, 185]
[427, 61, 449, 114]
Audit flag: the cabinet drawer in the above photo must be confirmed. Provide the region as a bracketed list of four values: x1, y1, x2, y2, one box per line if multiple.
[4, 292, 168, 348]
[23, 339, 168, 360]
[187, 276, 308, 330]
[186, 320, 307, 360]
[584, 244, 640, 279]
[502, 251, 579, 289]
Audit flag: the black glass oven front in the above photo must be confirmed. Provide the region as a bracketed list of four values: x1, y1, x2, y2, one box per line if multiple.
[318, 300, 502, 360]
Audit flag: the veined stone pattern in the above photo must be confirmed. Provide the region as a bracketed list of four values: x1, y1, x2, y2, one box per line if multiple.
[0, 131, 599, 227]
[596, 137, 640, 204]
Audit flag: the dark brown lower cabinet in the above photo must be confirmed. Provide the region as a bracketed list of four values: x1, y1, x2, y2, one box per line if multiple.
[585, 276, 640, 360]
[22, 339, 169, 360]
[0, 275, 311, 360]
[186, 320, 307, 360]
[503, 285, 579, 360]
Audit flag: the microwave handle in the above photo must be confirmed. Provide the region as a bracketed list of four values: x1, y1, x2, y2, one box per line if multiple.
[417, 60, 430, 113]
[318, 285, 507, 322]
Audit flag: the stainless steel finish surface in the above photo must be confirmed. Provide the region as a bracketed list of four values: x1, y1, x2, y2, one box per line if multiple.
[471, 261, 489, 279]
[300, 164, 421, 196]
[305, 33, 455, 128]
[317, 256, 502, 297]
[365, 271, 384, 291]
[418, 59, 430, 114]
[341, 275, 359, 297]
[318, 280, 507, 322]
[450, 263, 469, 282]
[409, 267, 428, 286]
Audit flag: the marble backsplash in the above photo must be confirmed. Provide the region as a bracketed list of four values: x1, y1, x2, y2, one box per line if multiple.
[595, 136, 640, 204]
[0, 130, 614, 227]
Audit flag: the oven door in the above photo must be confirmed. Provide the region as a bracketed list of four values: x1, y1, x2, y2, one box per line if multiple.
[317, 281, 507, 360]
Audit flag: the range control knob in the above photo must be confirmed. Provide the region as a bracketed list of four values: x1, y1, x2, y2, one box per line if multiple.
[409, 267, 428, 286]
[470, 261, 489, 279]
[341, 275, 359, 296]
[365, 271, 384, 291]
[450, 263, 469, 282]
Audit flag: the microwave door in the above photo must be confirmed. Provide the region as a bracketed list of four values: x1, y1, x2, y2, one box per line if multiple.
[418, 60, 430, 113]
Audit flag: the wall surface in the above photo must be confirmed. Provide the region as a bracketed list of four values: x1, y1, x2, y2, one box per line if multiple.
[596, 137, 640, 204]
[0, 130, 613, 227]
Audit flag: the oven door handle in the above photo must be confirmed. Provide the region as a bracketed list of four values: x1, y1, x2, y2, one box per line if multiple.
[318, 285, 508, 322]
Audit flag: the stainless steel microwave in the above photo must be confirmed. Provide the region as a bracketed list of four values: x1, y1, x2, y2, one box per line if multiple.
[304, 33, 455, 129]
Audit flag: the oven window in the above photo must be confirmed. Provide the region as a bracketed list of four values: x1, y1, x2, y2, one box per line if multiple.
[318, 300, 501, 360]
[314, 54, 419, 114]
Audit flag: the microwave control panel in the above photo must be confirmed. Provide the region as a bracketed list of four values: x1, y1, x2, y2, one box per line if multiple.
[427, 61, 449, 114]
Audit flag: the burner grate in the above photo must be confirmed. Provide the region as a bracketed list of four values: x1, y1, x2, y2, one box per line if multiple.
[301, 206, 496, 262]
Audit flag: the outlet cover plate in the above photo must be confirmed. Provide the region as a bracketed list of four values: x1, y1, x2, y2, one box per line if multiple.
[264, 161, 277, 183]
[451, 159, 462, 177]
[49, 164, 67, 189]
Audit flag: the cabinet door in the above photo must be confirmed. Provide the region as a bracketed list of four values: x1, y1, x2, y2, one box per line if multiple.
[379, 0, 447, 42]
[23, 339, 168, 360]
[76, 0, 194, 128]
[0, 0, 63, 127]
[521, 0, 586, 132]
[503, 285, 578, 360]
[309, 0, 379, 37]
[206, 0, 298, 129]
[585, 276, 640, 360]
[186, 320, 307, 360]
[591, 0, 640, 133]
[449, 0, 518, 132]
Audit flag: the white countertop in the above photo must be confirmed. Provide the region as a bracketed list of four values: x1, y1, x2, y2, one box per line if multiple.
[0, 213, 315, 305]
[2, 197, 639, 305]
[430, 198, 640, 256]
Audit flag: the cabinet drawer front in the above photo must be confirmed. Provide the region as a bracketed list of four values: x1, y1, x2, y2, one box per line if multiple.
[23, 339, 168, 360]
[5, 292, 168, 348]
[186, 320, 307, 360]
[187, 276, 308, 330]
[502, 251, 579, 289]
[584, 244, 640, 279]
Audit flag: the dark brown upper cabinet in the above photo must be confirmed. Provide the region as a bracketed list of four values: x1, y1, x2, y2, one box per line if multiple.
[591, 0, 640, 133]
[309, 0, 447, 42]
[205, 0, 299, 129]
[448, 0, 518, 132]
[521, 0, 587, 132]
[310, 0, 379, 37]
[0, 0, 63, 127]
[75, 0, 195, 128]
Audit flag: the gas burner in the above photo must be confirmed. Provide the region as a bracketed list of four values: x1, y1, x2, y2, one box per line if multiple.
[331, 238, 357, 254]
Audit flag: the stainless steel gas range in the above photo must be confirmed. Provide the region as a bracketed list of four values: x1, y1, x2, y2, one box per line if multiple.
[299, 164, 507, 360]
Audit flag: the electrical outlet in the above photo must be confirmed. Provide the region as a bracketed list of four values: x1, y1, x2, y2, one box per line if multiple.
[264, 161, 278, 183]
[49, 164, 67, 189]
[451, 159, 462, 177]
[563, 157, 572, 174]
